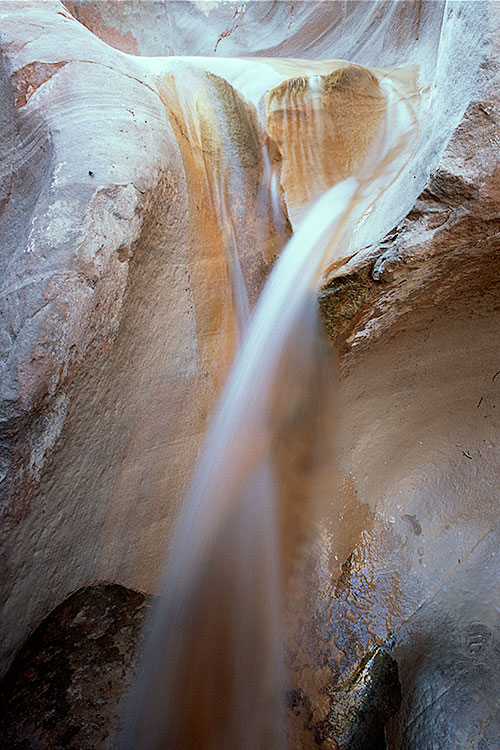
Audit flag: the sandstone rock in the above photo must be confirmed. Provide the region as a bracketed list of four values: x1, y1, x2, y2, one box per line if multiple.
[2, 1, 500, 749]
[0, 0, 286, 679]
[308, 7, 500, 748]
[265, 65, 387, 226]
[0, 582, 148, 750]
[0, 0, 180, 675]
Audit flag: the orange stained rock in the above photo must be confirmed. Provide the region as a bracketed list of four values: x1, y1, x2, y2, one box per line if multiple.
[265, 65, 387, 226]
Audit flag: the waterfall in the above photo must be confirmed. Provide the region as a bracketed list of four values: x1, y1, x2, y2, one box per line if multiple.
[117, 3, 489, 746]
[122, 61, 419, 750]
[0, 2, 493, 748]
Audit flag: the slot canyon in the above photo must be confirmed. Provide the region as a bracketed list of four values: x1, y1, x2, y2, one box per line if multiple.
[1, 2, 500, 748]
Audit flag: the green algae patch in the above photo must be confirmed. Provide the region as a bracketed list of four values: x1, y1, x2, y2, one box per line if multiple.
[319, 270, 376, 347]
[205, 71, 261, 173]
[323, 65, 380, 96]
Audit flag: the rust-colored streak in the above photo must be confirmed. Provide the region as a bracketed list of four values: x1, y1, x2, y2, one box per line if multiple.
[266, 65, 386, 228]
[12, 61, 68, 108]
[0, 175, 14, 217]
[62, 1, 139, 55]
[214, 3, 245, 54]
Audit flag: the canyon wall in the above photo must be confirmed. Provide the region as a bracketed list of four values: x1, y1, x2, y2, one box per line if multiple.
[1, 1, 500, 747]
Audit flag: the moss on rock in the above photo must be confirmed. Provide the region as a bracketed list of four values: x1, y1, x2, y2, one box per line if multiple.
[319, 271, 376, 347]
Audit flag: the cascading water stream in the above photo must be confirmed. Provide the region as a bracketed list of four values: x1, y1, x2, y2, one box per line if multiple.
[171, 69, 252, 335]
[122, 63, 419, 750]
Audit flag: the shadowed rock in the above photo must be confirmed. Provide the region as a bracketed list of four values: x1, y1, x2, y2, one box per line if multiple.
[0, 582, 149, 750]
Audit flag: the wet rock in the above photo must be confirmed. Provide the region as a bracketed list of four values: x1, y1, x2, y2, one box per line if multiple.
[265, 66, 385, 226]
[314, 647, 402, 750]
[2, 2, 500, 749]
[0, 582, 149, 750]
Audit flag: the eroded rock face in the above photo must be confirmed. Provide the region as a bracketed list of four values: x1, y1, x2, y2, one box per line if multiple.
[302, 9, 500, 749]
[0, 582, 149, 750]
[0, 0, 287, 678]
[58, 0, 458, 65]
[0, 1, 179, 675]
[265, 65, 387, 226]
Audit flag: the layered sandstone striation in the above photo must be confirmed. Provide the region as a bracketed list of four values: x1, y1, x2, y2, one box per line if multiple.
[0, 0, 287, 679]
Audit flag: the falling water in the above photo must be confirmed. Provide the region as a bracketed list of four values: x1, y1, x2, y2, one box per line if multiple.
[122, 60, 419, 750]
[169, 67, 252, 333]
